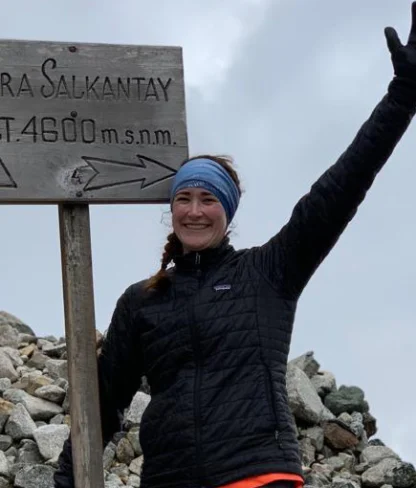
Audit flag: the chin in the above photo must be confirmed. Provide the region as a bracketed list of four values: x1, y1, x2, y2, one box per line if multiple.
[182, 238, 212, 252]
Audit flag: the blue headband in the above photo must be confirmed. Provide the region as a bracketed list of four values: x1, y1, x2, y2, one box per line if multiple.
[170, 158, 240, 223]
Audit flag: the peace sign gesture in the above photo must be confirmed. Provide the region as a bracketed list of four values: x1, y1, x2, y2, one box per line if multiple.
[385, 2, 416, 80]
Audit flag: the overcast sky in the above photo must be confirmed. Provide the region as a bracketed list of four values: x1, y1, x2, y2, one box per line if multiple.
[1, 0, 415, 465]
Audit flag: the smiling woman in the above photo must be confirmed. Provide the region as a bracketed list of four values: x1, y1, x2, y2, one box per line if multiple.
[54, 4, 416, 488]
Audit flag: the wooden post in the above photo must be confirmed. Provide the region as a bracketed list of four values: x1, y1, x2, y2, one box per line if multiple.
[59, 203, 105, 488]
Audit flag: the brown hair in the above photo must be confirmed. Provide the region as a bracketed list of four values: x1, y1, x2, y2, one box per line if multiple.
[145, 154, 242, 292]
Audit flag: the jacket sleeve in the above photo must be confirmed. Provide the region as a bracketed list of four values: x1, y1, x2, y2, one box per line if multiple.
[54, 285, 144, 488]
[254, 77, 416, 299]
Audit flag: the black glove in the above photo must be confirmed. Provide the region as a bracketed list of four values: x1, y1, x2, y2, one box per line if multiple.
[385, 2, 416, 105]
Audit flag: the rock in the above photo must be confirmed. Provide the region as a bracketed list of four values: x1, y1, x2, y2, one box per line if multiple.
[126, 427, 142, 456]
[62, 390, 70, 414]
[5, 404, 37, 440]
[0, 436, 12, 452]
[0, 351, 18, 382]
[311, 463, 333, 479]
[116, 437, 135, 465]
[52, 377, 67, 388]
[288, 351, 320, 378]
[363, 412, 377, 438]
[360, 446, 400, 466]
[3, 389, 62, 421]
[338, 412, 353, 425]
[323, 420, 359, 451]
[128, 474, 141, 487]
[331, 476, 360, 488]
[24, 374, 54, 397]
[26, 352, 49, 370]
[33, 424, 69, 461]
[0, 312, 35, 336]
[34, 385, 65, 404]
[129, 456, 143, 476]
[0, 379, 11, 395]
[44, 360, 68, 381]
[311, 371, 337, 397]
[300, 437, 315, 467]
[303, 426, 324, 451]
[391, 462, 416, 488]
[369, 439, 385, 447]
[36, 340, 53, 350]
[105, 472, 124, 487]
[0, 451, 8, 477]
[326, 455, 346, 472]
[0, 399, 15, 432]
[355, 462, 370, 474]
[17, 440, 43, 464]
[103, 443, 116, 471]
[361, 457, 402, 486]
[124, 392, 150, 428]
[14, 464, 55, 488]
[304, 471, 331, 487]
[356, 429, 369, 453]
[349, 412, 364, 438]
[0, 475, 10, 488]
[1, 347, 23, 368]
[42, 344, 66, 358]
[286, 364, 326, 424]
[19, 345, 36, 358]
[18, 334, 37, 345]
[324, 386, 369, 416]
[49, 414, 64, 425]
[0, 325, 19, 349]
[110, 463, 129, 481]
[338, 452, 356, 472]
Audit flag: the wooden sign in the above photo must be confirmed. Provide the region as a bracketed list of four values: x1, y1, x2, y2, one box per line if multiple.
[0, 39, 188, 203]
[0, 39, 190, 488]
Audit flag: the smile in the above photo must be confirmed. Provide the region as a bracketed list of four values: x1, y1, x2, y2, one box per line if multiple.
[184, 224, 210, 229]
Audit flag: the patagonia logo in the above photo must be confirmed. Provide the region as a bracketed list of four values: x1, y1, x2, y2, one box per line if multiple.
[214, 284, 232, 291]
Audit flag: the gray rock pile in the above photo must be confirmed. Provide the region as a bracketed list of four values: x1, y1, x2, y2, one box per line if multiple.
[0, 311, 414, 488]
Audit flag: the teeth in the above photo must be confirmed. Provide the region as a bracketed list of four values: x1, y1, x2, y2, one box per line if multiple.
[185, 224, 207, 229]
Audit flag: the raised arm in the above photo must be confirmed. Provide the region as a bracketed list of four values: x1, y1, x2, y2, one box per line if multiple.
[54, 285, 144, 488]
[254, 3, 416, 298]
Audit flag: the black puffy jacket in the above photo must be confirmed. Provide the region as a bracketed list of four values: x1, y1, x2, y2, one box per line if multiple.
[54, 78, 416, 488]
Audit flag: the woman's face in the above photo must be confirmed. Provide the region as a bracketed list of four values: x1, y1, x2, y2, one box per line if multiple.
[172, 187, 227, 253]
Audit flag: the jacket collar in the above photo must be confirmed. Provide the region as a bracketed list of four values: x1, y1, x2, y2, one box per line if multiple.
[173, 237, 234, 272]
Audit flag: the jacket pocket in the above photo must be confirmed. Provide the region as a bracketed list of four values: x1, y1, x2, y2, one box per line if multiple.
[262, 363, 279, 430]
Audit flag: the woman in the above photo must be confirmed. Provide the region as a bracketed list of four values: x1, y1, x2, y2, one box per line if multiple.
[55, 6, 416, 488]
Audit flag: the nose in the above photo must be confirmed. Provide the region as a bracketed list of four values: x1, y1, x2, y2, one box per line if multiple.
[188, 199, 203, 217]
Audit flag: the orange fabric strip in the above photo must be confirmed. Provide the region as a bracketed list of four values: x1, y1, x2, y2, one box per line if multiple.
[218, 473, 304, 488]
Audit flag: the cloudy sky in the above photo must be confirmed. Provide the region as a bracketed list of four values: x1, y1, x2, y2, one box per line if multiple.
[1, 0, 415, 465]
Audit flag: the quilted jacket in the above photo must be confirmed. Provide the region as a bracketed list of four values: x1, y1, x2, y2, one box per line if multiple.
[54, 77, 416, 488]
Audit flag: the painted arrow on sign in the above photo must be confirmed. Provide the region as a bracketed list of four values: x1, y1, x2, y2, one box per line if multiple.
[74, 154, 177, 192]
[0, 158, 17, 188]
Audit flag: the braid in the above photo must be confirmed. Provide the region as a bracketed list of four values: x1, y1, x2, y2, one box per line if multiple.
[145, 232, 182, 291]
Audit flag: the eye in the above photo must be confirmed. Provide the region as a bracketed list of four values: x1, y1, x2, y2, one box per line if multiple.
[175, 195, 189, 202]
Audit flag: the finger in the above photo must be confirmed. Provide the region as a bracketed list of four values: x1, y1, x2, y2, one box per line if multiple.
[385, 27, 403, 54]
[409, 1, 416, 45]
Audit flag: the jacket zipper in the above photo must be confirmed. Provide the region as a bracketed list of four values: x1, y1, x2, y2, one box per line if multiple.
[262, 363, 282, 447]
[191, 252, 204, 483]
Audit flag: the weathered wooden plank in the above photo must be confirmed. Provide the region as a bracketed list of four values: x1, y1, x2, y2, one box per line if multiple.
[0, 39, 188, 203]
[59, 203, 104, 488]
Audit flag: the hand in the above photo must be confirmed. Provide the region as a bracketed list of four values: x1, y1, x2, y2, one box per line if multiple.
[385, 2, 416, 81]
